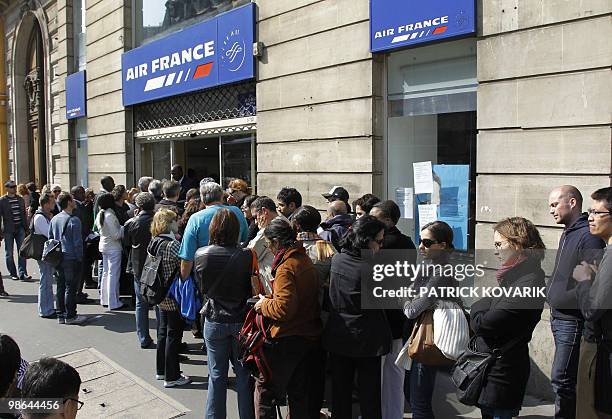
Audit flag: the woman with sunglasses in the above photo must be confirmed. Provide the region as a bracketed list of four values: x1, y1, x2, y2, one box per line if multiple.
[322, 215, 391, 419]
[403, 220, 461, 418]
[470, 217, 546, 419]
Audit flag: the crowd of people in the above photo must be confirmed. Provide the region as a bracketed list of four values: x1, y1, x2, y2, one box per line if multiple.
[0, 169, 611, 419]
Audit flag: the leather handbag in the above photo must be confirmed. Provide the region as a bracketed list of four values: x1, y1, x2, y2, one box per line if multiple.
[19, 211, 48, 261]
[451, 334, 525, 406]
[408, 310, 455, 366]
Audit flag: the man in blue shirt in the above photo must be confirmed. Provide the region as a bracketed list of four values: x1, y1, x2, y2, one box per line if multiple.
[179, 182, 248, 279]
[49, 192, 86, 325]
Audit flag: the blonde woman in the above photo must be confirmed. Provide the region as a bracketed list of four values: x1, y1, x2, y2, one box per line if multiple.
[95, 193, 124, 310]
[150, 209, 191, 388]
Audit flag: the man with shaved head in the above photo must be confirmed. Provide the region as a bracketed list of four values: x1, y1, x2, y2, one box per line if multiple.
[320, 200, 352, 252]
[547, 185, 605, 419]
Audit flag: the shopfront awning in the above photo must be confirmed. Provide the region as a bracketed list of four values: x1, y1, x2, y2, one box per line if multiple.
[134, 116, 256, 141]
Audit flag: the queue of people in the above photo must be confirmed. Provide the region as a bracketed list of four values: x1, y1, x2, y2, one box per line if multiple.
[0, 172, 611, 419]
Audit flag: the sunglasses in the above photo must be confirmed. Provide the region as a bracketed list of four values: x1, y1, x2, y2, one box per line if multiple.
[419, 238, 438, 248]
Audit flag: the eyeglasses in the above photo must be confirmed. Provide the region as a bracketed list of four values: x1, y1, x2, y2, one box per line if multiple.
[64, 398, 84, 411]
[587, 208, 611, 217]
[419, 238, 438, 248]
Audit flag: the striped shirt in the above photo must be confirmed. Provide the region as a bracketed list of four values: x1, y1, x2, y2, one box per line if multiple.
[8, 196, 22, 225]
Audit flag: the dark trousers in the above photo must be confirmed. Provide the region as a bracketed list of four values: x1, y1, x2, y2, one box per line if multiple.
[306, 345, 327, 419]
[329, 353, 381, 419]
[254, 336, 313, 419]
[79, 255, 94, 293]
[156, 308, 184, 381]
[410, 361, 439, 419]
[56, 259, 79, 319]
[551, 317, 583, 419]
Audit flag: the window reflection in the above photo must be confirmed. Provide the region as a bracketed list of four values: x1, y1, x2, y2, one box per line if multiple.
[134, 0, 250, 47]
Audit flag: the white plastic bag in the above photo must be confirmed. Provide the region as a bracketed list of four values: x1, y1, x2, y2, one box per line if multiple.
[432, 300, 470, 360]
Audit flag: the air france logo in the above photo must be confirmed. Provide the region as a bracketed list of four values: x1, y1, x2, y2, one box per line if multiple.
[374, 15, 450, 44]
[124, 40, 216, 93]
[221, 29, 246, 72]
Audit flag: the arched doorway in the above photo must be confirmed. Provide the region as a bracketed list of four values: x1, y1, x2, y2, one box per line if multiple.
[23, 22, 47, 186]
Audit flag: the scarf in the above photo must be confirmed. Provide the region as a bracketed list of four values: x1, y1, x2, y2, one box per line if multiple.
[496, 253, 528, 284]
[271, 247, 290, 274]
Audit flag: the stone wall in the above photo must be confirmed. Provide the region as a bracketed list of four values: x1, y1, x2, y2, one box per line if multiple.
[254, 0, 383, 208]
[475, 0, 612, 399]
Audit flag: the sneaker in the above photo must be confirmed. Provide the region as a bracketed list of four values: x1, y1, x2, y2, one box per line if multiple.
[41, 312, 57, 319]
[58, 316, 66, 324]
[10, 275, 19, 281]
[155, 374, 164, 380]
[65, 315, 87, 325]
[21, 275, 33, 282]
[164, 374, 191, 388]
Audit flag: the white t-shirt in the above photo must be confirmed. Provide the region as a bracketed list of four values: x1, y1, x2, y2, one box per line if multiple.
[33, 212, 51, 238]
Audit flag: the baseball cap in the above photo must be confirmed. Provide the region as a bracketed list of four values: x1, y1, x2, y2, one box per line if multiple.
[4, 180, 16, 188]
[322, 186, 349, 202]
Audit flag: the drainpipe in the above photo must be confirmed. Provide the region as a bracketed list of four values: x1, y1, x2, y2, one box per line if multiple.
[0, 17, 9, 195]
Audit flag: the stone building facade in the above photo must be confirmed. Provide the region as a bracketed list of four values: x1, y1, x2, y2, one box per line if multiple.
[0, 0, 611, 399]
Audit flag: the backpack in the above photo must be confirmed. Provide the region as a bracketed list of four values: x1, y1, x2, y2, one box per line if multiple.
[139, 236, 173, 305]
[237, 308, 273, 383]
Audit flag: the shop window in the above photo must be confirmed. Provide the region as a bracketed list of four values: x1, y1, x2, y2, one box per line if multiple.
[140, 141, 172, 180]
[222, 134, 255, 189]
[133, 0, 250, 47]
[386, 39, 477, 249]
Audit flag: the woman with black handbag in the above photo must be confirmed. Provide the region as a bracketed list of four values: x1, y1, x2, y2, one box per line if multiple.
[33, 194, 56, 318]
[194, 208, 254, 418]
[469, 217, 546, 419]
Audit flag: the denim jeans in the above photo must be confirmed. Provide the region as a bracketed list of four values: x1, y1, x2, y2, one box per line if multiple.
[56, 259, 79, 319]
[409, 361, 438, 419]
[481, 406, 520, 419]
[4, 227, 27, 277]
[37, 260, 55, 317]
[204, 320, 254, 419]
[133, 276, 152, 346]
[551, 316, 583, 419]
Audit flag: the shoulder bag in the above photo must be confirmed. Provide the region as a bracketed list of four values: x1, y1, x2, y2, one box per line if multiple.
[451, 334, 526, 406]
[42, 217, 71, 267]
[408, 310, 455, 366]
[19, 211, 48, 261]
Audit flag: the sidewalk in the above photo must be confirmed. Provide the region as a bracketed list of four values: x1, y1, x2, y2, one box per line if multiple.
[0, 247, 554, 418]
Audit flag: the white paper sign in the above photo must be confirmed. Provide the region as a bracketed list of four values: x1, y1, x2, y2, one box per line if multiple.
[413, 161, 434, 194]
[395, 187, 414, 219]
[418, 204, 438, 228]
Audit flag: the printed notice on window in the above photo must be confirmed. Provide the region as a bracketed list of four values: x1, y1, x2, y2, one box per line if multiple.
[413, 161, 433, 194]
[418, 204, 438, 228]
[395, 187, 414, 219]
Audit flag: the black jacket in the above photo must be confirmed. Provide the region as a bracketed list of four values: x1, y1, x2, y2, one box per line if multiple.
[0, 194, 27, 234]
[323, 248, 391, 357]
[320, 214, 352, 252]
[29, 191, 40, 212]
[383, 226, 416, 339]
[470, 257, 545, 409]
[123, 210, 154, 278]
[547, 214, 605, 322]
[194, 245, 252, 323]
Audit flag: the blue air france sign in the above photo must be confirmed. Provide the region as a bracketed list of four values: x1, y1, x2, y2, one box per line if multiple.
[66, 70, 86, 119]
[370, 0, 476, 52]
[121, 3, 255, 107]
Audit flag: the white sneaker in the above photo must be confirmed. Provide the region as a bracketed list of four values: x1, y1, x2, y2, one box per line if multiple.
[65, 315, 87, 325]
[155, 374, 164, 380]
[164, 374, 191, 388]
